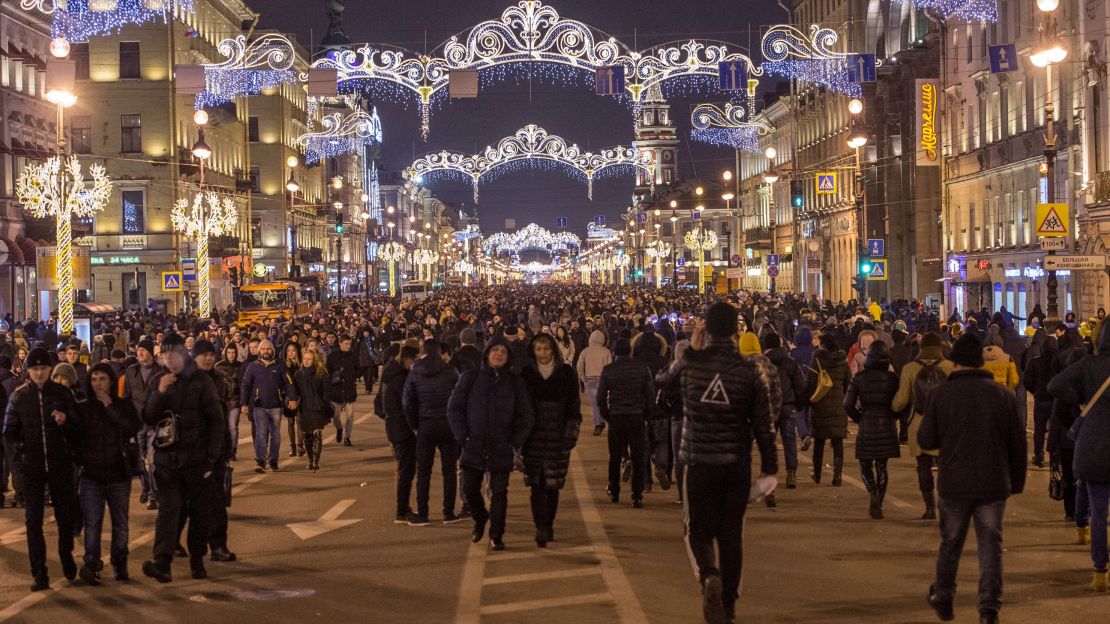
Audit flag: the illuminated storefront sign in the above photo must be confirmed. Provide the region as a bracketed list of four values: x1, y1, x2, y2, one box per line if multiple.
[91, 255, 143, 265]
[916, 79, 940, 167]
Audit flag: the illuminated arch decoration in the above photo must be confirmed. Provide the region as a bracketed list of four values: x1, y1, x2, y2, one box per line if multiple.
[195, 34, 297, 108]
[691, 102, 774, 152]
[48, 1, 194, 42]
[893, 0, 997, 22]
[760, 25, 874, 97]
[404, 124, 653, 203]
[483, 222, 581, 256]
[310, 1, 760, 139]
[297, 108, 383, 165]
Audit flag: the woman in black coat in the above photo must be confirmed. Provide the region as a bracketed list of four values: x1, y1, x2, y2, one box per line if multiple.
[843, 342, 900, 519]
[292, 349, 330, 472]
[282, 342, 303, 457]
[520, 334, 581, 547]
[805, 334, 851, 486]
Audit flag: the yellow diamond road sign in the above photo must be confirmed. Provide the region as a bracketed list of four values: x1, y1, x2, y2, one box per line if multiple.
[1036, 203, 1069, 238]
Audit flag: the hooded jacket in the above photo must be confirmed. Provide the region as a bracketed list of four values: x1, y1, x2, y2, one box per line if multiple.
[402, 353, 460, 431]
[1048, 323, 1110, 482]
[447, 340, 535, 472]
[575, 330, 612, 383]
[844, 351, 901, 460]
[143, 361, 226, 472]
[765, 346, 808, 412]
[789, 327, 816, 368]
[596, 355, 655, 423]
[240, 357, 287, 410]
[982, 345, 1020, 390]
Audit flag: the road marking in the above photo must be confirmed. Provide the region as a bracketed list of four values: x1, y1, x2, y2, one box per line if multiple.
[568, 448, 650, 624]
[795, 453, 912, 508]
[483, 568, 602, 586]
[287, 499, 362, 540]
[479, 592, 611, 615]
[486, 544, 595, 562]
[454, 542, 487, 624]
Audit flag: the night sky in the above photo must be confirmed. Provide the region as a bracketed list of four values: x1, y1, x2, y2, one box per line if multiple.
[248, 0, 786, 236]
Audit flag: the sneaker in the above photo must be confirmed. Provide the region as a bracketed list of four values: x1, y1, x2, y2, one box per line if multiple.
[394, 511, 411, 524]
[344, 438, 352, 447]
[606, 486, 619, 503]
[621, 461, 633, 483]
[489, 538, 505, 551]
[406, 514, 431, 527]
[269, 461, 279, 472]
[800, 436, 812, 452]
[702, 573, 727, 624]
[593, 424, 606, 436]
[78, 563, 100, 585]
[927, 583, 954, 621]
[288, 449, 297, 457]
[674, 497, 684, 505]
[254, 461, 266, 474]
[142, 561, 172, 584]
[443, 512, 463, 525]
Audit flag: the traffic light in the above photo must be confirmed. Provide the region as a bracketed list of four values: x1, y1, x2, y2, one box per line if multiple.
[851, 276, 866, 296]
[790, 181, 804, 209]
[859, 254, 873, 276]
[229, 267, 240, 286]
[336, 212, 345, 234]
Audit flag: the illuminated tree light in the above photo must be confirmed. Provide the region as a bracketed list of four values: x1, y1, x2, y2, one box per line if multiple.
[50, 0, 194, 41]
[645, 239, 672, 289]
[196, 34, 297, 106]
[404, 124, 652, 203]
[298, 108, 383, 165]
[16, 156, 112, 334]
[379, 241, 407, 297]
[412, 249, 440, 282]
[684, 226, 718, 295]
[171, 190, 238, 319]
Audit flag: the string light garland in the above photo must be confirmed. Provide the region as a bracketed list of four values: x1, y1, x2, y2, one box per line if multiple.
[196, 34, 296, 107]
[893, 0, 998, 22]
[310, 1, 759, 139]
[297, 108, 383, 165]
[482, 222, 581, 256]
[760, 24, 872, 97]
[453, 259, 475, 286]
[16, 155, 112, 334]
[404, 124, 652, 203]
[171, 190, 238, 319]
[412, 249, 440, 282]
[368, 162, 382, 221]
[690, 102, 773, 152]
[50, 0, 194, 41]
[379, 241, 407, 297]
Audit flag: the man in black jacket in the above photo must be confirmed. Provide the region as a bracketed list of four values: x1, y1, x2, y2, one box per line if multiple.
[193, 340, 236, 564]
[919, 333, 1026, 624]
[402, 339, 461, 526]
[597, 338, 654, 508]
[2, 348, 81, 591]
[327, 335, 361, 446]
[122, 339, 164, 509]
[763, 333, 808, 489]
[141, 334, 226, 584]
[680, 303, 777, 624]
[380, 345, 419, 523]
[449, 328, 482, 373]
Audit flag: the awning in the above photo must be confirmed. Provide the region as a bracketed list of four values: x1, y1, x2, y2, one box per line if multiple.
[75, 302, 117, 315]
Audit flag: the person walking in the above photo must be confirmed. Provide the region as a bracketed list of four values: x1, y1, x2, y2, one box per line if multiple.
[192, 340, 236, 564]
[1022, 336, 1057, 468]
[291, 348, 331, 472]
[680, 303, 777, 624]
[520, 334, 581, 547]
[282, 342, 304, 457]
[3, 347, 81, 591]
[448, 339, 534, 550]
[805, 334, 850, 486]
[920, 333, 1026, 624]
[843, 342, 900, 519]
[122, 339, 163, 509]
[1048, 322, 1110, 592]
[326, 335, 360, 446]
[597, 338, 655, 508]
[73, 364, 141, 584]
[214, 345, 243, 461]
[764, 333, 807, 490]
[240, 339, 287, 473]
[403, 339, 462, 525]
[380, 345, 419, 522]
[576, 330, 612, 436]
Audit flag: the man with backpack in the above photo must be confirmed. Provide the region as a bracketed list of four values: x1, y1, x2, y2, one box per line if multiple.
[892, 332, 954, 520]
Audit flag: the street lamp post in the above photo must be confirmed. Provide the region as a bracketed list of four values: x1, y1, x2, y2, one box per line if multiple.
[380, 241, 406, 297]
[286, 156, 300, 277]
[685, 225, 719, 297]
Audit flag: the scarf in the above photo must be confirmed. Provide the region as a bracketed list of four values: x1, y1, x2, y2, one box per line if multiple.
[537, 360, 556, 380]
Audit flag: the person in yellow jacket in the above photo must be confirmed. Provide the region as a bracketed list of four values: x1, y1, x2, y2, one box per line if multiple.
[982, 336, 1020, 390]
[868, 301, 882, 322]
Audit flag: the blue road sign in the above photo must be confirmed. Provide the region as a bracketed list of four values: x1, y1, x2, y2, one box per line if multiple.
[847, 54, 876, 83]
[677, 257, 686, 267]
[182, 258, 197, 281]
[595, 215, 606, 226]
[692, 211, 701, 221]
[718, 60, 747, 91]
[766, 254, 780, 267]
[988, 44, 1018, 74]
[556, 217, 568, 228]
[867, 259, 888, 281]
[868, 239, 885, 257]
[595, 66, 625, 96]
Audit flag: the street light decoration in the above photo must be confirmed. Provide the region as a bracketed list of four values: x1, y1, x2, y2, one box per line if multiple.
[404, 124, 652, 203]
[379, 241, 407, 297]
[894, 0, 998, 22]
[17, 155, 112, 334]
[47, 1, 195, 42]
[482, 222, 581, 256]
[171, 191, 238, 319]
[684, 226, 718, 295]
[195, 34, 297, 108]
[760, 24, 869, 97]
[691, 102, 774, 152]
[298, 108, 384, 165]
[646, 239, 672, 289]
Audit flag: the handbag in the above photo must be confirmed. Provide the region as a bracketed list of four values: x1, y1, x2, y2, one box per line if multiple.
[810, 359, 834, 403]
[1048, 458, 1065, 501]
[122, 435, 144, 477]
[1067, 371, 1110, 442]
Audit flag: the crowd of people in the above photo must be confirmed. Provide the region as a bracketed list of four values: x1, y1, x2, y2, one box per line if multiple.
[0, 284, 1108, 624]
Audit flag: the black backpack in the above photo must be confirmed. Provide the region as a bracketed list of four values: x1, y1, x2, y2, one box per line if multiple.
[912, 360, 948, 415]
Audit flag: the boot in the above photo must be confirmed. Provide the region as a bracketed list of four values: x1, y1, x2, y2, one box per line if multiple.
[875, 467, 888, 519]
[831, 456, 843, 487]
[921, 491, 937, 520]
[811, 465, 822, 484]
[786, 469, 796, 489]
[860, 469, 880, 519]
[1090, 571, 1109, 592]
[1077, 526, 1092, 546]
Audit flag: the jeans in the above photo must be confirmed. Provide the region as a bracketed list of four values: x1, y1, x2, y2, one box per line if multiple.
[331, 402, 356, 441]
[251, 407, 283, 464]
[1087, 481, 1110, 572]
[778, 408, 798, 471]
[1077, 480, 1091, 528]
[414, 420, 459, 518]
[21, 468, 77, 579]
[585, 378, 603, 427]
[462, 467, 509, 541]
[684, 463, 751, 610]
[607, 419, 645, 500]
[671, 419, 685, 501]
[392, 438, 416, 516]
[78, 476, 131, 569]
[1031, 399, 1052, 461]
[227, 407, 241, 457]
[934, 497, 1007, 614]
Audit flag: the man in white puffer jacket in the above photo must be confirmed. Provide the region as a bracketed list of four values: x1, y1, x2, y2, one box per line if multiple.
[576, 330, 612, 436]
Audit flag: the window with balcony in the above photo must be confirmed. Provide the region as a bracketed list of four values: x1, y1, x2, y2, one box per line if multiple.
[121, 190, 145, 234]
[119, 42, 140, 79]
[121, 114, 142, 153]
[72, 43, 89, 80]
[71, 115, 92, 154]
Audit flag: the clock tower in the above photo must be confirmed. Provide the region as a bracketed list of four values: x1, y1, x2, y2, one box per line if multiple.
[633, 84, 679, 198]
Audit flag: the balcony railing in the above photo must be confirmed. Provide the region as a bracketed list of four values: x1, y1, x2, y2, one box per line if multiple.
[743, 226, 773, 249]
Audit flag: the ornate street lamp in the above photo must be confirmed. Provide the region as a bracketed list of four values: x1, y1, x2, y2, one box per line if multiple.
[685, 226, 719, 296]
[171, 192, 237, 318]
[646, 239, 673, 289]
[379, 241, 407, 297]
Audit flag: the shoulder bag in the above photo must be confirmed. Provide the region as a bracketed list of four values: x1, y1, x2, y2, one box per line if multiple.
[810, 359, 834, 403]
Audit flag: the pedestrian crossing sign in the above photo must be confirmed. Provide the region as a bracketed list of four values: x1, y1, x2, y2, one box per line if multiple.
[867, 259, 888, 281]
[816, 173, 837, 195]
[1036, 202, 1069, 238]
[161, 271, 183, 292]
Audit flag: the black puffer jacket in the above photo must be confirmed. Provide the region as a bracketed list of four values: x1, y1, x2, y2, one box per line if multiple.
[448, 341, 534, 472]
[679, 337, 777, 473]
[1022, 338, 1057, 401]
[143, 363, 226, 472]
[765, 346, 808, 412]
[596, 356, 655, 424]
[214, 359, 243, 408]
[843, 354, 900, 460]
[806, 349, 851, 439]
[2, 380, 80, 474]
[1049, 324, 1110, 483]
[326, 348, 361, 404]
[521, 361, 581, 490]
[292, 367, 331, 433]
[403, 355, 460, 432]
[379, 359, 413, 444]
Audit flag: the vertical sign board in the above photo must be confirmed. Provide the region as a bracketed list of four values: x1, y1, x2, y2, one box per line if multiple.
[988, 44, 1019, 74]
[847, 54, 877, 83]
[595, 215, 606, 227]
[556, 217, 568, 229]
[868, 239, 885, 257]
[816, 173, 837, 195]
[595, 66, 625, 96]
[916, 80, 941, 167]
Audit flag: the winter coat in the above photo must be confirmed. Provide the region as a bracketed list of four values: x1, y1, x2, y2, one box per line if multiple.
[74, 395, 141, 482]
[632, 335, 668, 376]
[918, 369, 1026, 501]
[844, 359, 901, 460]
[326, 348, 361, 404]
[402, 355, 460, 432]
[449, 345, 482, 373]
[292, 367, 331, 432]
[596, 356, 655, 424]
[447, 345, 534, 473]
[122, 361, 165, 415]
[1022, 340, 1057, 401]
[805, 349, 851, 439]
[679, 336, 777, 472]
[380, 359, 414, 444]
[2, 380, 80, 474]
[521, 362, 581, 490]
[765, 347, 808, 412]
[891, 346, 954, 457]
[1048, 325, 1110, 482]
[982, 346, 1019, 390]
[790, 328, 816, 368]
[213, 359, 243, 408]
[575, 331, 612, 382]
[240, 359, 287, 410]
[143, 363, 226, 472]
[889, 342, 913, 376]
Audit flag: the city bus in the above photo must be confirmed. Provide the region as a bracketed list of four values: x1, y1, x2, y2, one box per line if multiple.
[237, 281, 313, 324]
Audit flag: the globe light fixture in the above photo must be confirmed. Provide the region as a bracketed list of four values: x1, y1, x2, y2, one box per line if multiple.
[1037, 0, 1059, 11]
[765, 147, 777, 160]
[848, 98, 864, 115]
[50, 38, 71, 58]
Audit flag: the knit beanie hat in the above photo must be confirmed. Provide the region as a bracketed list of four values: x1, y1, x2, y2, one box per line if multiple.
[949, 333, 985, 368]
[24, 347, 52, 368]
[739, 332, 762, 356]
[613, 338, 632, 356]
[52, 362, 78, 386]
[460, 328, 477, 346]
[705, 302, 738, 338]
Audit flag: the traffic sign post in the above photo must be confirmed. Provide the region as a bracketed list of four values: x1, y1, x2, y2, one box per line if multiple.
[1036, 203, 1069, 237]
[718, 60, 747, 91]
[766, 254, 780, 267]
[847, 54, 877, 83]
[595, 66, 625, 96]
[988, 44, 1018, 74]
[867, 259, 889, 281]
[556, 217, 568, 229]
[182, 259, 197, 281]
[868, 239, 885, 257]
[1039, 238, 1067, 251]
[161, 271, 184, 292]
[767, 266, 780, 278]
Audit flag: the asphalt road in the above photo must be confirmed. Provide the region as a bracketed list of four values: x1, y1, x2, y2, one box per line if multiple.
[0, 391, 1102, 623]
